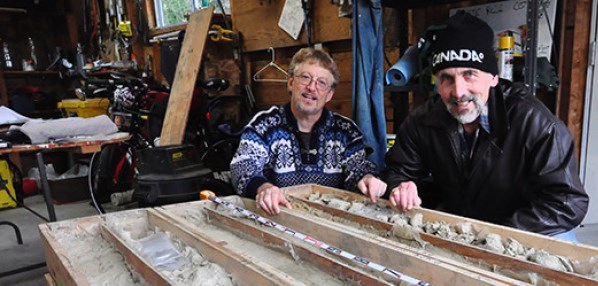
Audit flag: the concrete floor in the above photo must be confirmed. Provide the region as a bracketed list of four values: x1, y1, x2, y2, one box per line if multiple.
[0, 195, 98, 286]
[2, 194, 598, 286]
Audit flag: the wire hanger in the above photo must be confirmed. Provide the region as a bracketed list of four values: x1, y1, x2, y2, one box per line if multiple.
[253, 47, 289, 83]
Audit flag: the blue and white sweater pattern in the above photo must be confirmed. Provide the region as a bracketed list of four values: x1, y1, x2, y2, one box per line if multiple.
[231, 104, 378, 197]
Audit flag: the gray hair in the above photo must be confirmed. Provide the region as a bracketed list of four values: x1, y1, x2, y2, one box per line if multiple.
[288, 47, 340, 89]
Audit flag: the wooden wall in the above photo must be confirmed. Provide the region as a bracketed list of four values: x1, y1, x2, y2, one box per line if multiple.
[132, 0, 592, 154]
[557, 0, 593, 159]
[231, 0, 354, 118]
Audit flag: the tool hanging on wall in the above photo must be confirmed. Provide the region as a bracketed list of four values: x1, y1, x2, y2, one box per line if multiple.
[301, 0, 313, 46]
[201, 192, 432, 286]
[209, 24, 235, 42]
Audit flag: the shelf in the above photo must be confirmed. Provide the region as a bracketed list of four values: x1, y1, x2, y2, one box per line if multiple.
[384, 84, 432, 93]
[2, 71, 61, 79]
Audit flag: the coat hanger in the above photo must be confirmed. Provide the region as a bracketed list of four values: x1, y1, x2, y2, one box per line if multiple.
[253, 47, 289, 83]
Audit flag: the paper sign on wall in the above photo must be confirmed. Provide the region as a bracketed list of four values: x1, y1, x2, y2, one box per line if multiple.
[278, 0, 305, 40]
[450, 0, 557, 60]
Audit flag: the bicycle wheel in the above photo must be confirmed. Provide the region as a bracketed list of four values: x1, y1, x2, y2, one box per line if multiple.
[201, 138, 240, 172]
[88, 143, 138, 213]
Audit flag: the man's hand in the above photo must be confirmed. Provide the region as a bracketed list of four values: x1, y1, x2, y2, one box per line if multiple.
[389, 181, 422, 211]
[357, 174, 387, 203]
[256, 183, 292, 215]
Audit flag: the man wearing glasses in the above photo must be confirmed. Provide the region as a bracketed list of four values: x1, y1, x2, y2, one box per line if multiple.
[231, 47, 386, 215]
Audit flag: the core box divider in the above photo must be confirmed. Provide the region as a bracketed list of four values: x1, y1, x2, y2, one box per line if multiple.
[282, 184, 598, 286]
[39, 217, 100, 286]
[159, 197, 513, 286]
[156, 200, 392, 285]
[123, 208, 304, 286]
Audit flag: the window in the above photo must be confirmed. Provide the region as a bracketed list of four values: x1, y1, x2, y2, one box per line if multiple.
[153, 0, 230, 28]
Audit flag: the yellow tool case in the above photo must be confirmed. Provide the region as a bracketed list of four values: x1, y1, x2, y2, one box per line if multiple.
[58, 98, 110, 118]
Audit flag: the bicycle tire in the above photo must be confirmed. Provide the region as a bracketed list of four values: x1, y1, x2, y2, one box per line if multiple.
[88, 143, 138, 213]
[201, 138, 240, 172]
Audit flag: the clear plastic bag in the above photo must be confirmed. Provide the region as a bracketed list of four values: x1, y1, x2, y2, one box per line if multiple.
[136, 232, 184, 271]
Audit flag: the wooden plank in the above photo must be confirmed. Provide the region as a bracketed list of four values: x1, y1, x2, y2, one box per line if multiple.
[234, 197, 510, 286]
[558, 0, 592, 159]
[0, 69, 8, 106]
[44, 273, 56, 286]
[286, 186, 597, 286]
[39, 221, 93, 286]
[202, 207, 394, 286]
[231, 0, 351, 52]
[150, 23, 187, 37]
[159, 7, 214, 146]
[144, 0, 157, 31]
[284, 184, 598, 284]
[149, 208, 304, 286]
[99, 224, 171, 286]
[307, 184, 598, 260]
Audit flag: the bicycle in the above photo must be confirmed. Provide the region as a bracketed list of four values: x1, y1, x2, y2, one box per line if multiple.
[83, 73, 249, 213]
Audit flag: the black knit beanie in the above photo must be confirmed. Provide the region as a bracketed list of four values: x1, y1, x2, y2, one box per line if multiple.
[430, 11, 498, 75]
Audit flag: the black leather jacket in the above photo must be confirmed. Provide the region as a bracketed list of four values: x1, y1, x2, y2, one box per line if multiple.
[384, 82, 588, 236]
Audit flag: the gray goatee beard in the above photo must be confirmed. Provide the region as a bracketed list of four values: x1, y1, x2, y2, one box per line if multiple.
[446, 95, 484, 124]
[295, 92, 320, 115]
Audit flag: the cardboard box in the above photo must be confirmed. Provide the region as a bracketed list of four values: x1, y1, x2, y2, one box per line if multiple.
[48, 175, 89, 204]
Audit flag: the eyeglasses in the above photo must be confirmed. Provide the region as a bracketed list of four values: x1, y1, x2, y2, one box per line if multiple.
[295, 74, 332, 91]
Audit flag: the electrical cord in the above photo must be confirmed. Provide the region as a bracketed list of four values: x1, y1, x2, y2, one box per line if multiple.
[88, 151, 104, 214]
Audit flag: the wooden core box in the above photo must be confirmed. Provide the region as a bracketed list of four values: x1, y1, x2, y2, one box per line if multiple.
[39, 184, 598, 285]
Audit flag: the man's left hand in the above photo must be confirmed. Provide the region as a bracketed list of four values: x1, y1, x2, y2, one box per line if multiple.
[357, 174, 387, 203]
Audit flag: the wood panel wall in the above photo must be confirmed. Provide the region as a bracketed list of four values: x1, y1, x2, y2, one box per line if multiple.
[231, 0, 352, 52]
[233, 0, 355, 118]
[248, 45, 353, 118]
[557, 0, 593, 159]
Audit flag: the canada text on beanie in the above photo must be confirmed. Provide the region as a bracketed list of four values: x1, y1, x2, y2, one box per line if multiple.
[430, 11, 498, 75]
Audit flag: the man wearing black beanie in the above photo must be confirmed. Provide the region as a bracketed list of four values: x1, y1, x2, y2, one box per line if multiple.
[384, 11, 588, 242]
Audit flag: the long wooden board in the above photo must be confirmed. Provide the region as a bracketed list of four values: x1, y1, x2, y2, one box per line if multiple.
[44, 273, 56, 286]
[146, 208, 304, 286]
[99, 223, 171, 285]
[283, 184, 598, 285]
[241, 198, 517, 286]
[159, 7, 213, 146]
[200, 207, 394, 285]
[158, 200, 377, 285]
[39, 218, 96, 286]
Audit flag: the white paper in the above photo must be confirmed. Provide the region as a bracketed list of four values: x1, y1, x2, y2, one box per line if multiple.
[450, 0, 557, 60]
[0, 106, 31, 125]
[278, 0, 305, 40]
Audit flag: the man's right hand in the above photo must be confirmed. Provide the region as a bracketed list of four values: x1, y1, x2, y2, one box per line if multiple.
[256, 183, 292, 215]
[389, 181, 422, 211]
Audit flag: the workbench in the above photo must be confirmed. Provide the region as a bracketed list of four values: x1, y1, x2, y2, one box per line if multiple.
[0, 133, 129, 278]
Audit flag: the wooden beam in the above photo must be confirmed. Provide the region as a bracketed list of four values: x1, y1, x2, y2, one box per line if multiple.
[44, 273, 57, 286]
[292, 184, 598, 261]
[287, 189, 598, 285]
[237, 198, 509, 286]
[99, 223, 171, 286]
[144, 0, 157, 30]
[159, 7, 213, 146]
[203, 208, 394, 286]
[0, 69, 8, 106]
[149, 208, 304, 286]
[557, 0, 592, 159]
[39, 220, 96, 286]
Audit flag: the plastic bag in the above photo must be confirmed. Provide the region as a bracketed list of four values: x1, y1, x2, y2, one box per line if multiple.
[136, 232, 184, 271]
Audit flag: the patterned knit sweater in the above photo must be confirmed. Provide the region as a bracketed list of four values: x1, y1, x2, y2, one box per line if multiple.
[231, 104, 378, 197]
